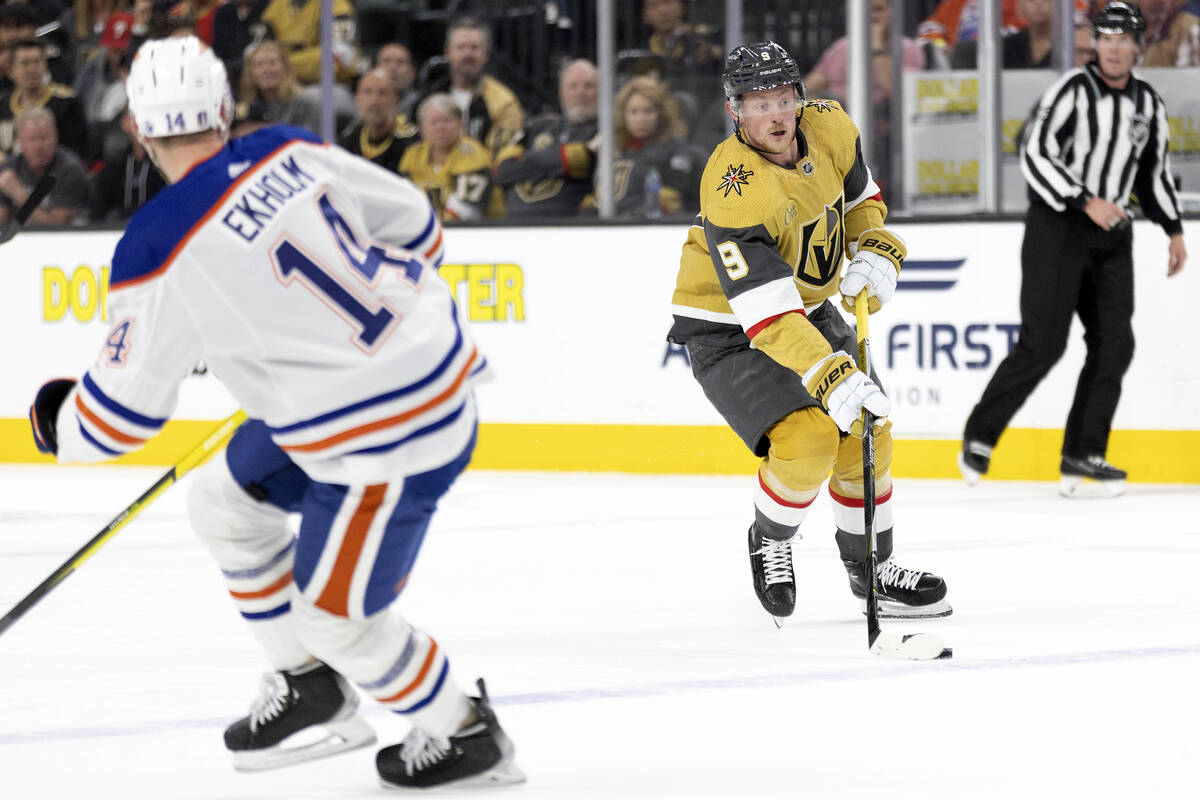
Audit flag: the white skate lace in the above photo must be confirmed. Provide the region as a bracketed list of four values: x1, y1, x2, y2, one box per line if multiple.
[753, 538, 793, 586]
[398, 728, 452, 776]
[248, 672, 291, 731]
[877, 560, 921, 592]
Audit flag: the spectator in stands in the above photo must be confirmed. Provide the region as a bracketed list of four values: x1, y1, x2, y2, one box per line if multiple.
[230, 93, 270, 137]
[399, 93, 492, 222]
[806, 0, 925, 104]
[919, 0, 1026, 67]
[953, 0, 1092, 68]
[805, 0, 923, 194]
[375, 41, 419, 122]
[169, 0, 220, 43]
[1141, 0, 1200, 66]
[420, 16, 524, 161]
[588, 75, 703, 218]
[260, 0, 360, 85]
[493, 58, 598, 220]
[57, 0, 124, 80]
[338, 67, 417, 172]
[6, 0, 64, 26]
[88, 106, 165, 221]
[0, 5, 38, 95]
[74, 10, 131, 159]
[0, 107, 88, 225]
[212, 0, 272, 89]
[0, 38, 87, 160]
[641, 0, 723, 78]
[236, 39, 321, 134]
[123, 0, 152, 67]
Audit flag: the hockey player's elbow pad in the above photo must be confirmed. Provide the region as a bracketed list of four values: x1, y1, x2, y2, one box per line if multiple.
[29, 378, 77, 455]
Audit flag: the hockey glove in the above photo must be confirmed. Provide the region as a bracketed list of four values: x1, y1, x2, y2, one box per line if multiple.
[29, 378, 76, 455]
[840, 229, 905, 314]
[802, 353, 890, 436]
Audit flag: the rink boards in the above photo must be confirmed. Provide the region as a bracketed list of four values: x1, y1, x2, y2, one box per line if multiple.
[2, 221, 1197, 482]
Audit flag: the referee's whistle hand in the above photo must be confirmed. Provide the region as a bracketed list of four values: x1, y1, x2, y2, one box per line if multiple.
[1084, 196, 1127, 231]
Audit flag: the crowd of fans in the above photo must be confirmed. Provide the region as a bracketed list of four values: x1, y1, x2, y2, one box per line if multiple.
[0, 0, 1197, 228]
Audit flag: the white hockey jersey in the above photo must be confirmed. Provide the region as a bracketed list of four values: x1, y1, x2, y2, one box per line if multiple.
[54, 125, 485, 485]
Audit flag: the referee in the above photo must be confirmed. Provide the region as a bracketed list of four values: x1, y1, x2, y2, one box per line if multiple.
[959, 1, 1188, 498]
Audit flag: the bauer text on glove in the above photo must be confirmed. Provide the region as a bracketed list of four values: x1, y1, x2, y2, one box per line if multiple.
[840, 229, 905, 314]
[802, 353, 890, 435]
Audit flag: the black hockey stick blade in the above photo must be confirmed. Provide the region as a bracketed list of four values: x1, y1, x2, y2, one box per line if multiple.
[854, 290, 951, 661]
[0, 173, 57, 245]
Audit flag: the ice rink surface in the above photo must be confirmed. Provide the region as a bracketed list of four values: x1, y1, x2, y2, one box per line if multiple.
[1, 464, 1196, 799]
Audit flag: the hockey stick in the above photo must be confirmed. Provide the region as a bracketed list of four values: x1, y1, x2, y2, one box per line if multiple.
[0, 409, 247, 638]
[854, 290, 951, 661]
[0, 174, 57, 245]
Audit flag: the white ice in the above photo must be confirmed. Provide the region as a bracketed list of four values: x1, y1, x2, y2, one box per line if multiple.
[1, 465, 1196, 799]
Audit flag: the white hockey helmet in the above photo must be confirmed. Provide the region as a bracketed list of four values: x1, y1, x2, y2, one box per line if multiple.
[126, 36, 233, 140]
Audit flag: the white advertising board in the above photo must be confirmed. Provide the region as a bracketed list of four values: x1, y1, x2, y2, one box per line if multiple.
[2, 222, 1197, 445]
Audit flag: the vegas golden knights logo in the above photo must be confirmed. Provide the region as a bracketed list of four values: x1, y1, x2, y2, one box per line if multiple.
[795, 195, 844, 286]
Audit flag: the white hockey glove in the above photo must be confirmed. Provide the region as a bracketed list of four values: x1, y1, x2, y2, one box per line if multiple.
[840, 229, 905, 314]
[803, 352, 891, 435]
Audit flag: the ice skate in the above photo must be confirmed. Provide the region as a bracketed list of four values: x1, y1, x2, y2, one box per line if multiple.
[377, 679, 525, 790]
[844, 557, 952, 618]
[958, 440, 992, 487]
[1059, 454, 1126, 498]
[748, 522, 796, 625]
[225, 661, 376, 771]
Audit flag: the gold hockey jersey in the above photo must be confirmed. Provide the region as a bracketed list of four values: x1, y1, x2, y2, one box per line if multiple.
[668, 99, 887, 349]
[398, 136, 492, 221]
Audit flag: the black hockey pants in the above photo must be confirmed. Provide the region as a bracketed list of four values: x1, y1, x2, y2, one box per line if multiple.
[964, 202, 1135, 459]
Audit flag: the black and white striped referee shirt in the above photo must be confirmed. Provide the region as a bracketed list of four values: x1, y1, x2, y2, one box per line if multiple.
[1021, 61, 1183, 236]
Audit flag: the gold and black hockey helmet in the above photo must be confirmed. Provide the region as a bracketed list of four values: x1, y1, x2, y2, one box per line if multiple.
[1092, 1, 1146, 46]
[721, 41, 804, 104]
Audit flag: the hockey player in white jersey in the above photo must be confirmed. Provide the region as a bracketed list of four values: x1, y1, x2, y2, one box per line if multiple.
[27, 37, 523, 790]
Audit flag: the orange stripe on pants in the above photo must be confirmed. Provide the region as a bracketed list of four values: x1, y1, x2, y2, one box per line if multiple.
[377, 639, 439, 703]
[316, 483, 388, 617]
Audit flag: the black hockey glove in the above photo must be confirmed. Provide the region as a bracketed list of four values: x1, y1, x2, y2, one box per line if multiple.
[29, 378, 77, 455]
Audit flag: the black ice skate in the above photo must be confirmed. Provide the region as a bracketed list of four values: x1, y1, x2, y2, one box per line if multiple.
[225, 661, 376, 771]
[748, 523, 796, 625]
[844, 558, 952, 619]
[377, 679, 525, 790]
[957, 439, 992, 487]
[1059, 454, 1126, 498]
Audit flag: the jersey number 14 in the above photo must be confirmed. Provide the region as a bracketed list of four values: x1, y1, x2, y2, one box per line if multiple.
[271, 193, 425, 352]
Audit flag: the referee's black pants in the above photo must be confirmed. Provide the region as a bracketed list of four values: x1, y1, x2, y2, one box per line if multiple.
[964, 202, 1134, 460]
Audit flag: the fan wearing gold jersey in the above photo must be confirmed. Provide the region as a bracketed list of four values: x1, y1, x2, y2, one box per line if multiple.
[399, 93, 492, 222]
[667, 42, 951, 624]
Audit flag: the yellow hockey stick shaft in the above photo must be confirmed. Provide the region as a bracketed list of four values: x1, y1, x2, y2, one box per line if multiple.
[0, 409, 247, 638]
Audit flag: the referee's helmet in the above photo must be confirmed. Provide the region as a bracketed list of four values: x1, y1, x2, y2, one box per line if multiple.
[1092, 2, 1146, 47]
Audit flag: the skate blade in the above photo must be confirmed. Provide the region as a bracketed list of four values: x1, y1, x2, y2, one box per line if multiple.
[956, 454, 982, 487]
[232, 715, 376, 772]
[870, 632, 953, 661]
[379, 760, 527, 791]
[1058, 475, 1125, 499]
[860, 598, 953, 619]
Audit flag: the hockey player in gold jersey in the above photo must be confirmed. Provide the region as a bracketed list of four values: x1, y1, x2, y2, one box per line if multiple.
[668, 42, 951, 623]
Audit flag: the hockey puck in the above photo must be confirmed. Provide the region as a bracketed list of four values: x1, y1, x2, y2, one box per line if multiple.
[936, 647, 953, 659]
